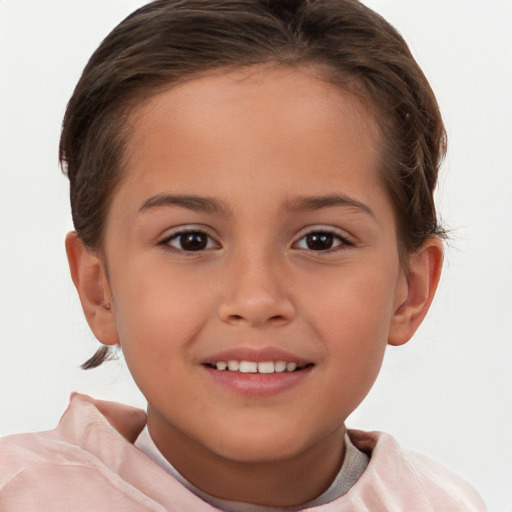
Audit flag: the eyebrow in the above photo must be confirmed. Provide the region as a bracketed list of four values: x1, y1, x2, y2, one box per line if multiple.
[139, 194, 230, 215]
[287, 194, 375, 218]
[139, 192, 374, 218]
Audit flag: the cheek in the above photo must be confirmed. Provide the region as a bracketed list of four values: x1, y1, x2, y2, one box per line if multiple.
[111, 262, 214, 363]
[303, 261, 399, 386]
[306, 258, 398, 334]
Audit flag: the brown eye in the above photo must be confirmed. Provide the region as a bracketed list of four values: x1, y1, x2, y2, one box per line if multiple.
[294, 230, 350, 252]
[305, 232, 335, 251]
[180, 232, 208, 251]
[165, 231, 216, 251]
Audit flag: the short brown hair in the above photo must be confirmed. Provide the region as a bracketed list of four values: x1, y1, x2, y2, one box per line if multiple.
[60, 0, 446, 368]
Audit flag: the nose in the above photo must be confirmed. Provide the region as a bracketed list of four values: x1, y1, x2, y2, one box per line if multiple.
[218, 252, 295, 328]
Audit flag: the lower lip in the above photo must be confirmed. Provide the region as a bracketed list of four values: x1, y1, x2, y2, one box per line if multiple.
[203, 366, 313, 397]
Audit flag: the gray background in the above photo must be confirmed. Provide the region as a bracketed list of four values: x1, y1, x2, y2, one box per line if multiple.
[1, 1, 511, 510]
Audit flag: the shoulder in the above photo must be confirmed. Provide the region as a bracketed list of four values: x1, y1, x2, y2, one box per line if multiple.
[0, 395, 156, 511]
[0, 393, 147, 478]
[0, 394, 214, 512]
[0, 426, 87, 485]
[341, 429, 487, 512]
[0, 429, 106, 510]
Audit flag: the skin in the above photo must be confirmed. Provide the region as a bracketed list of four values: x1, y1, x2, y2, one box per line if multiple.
[66, 66, 442, 507]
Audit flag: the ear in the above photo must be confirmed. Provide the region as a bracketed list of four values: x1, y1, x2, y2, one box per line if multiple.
[65, 231, 119, 346]
[388, 236, 444, 346]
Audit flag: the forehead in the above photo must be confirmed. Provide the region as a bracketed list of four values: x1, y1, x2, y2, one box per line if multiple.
[115, 65, 387, 215]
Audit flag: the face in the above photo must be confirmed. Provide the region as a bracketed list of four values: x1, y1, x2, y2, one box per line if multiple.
[101, 66, 408, 464]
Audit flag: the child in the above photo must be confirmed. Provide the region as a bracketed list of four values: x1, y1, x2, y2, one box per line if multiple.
[0, 0, 487, 510]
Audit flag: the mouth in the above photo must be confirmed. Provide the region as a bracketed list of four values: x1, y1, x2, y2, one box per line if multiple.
[204, 360, 314, 373]
[201, 349, 315, 396]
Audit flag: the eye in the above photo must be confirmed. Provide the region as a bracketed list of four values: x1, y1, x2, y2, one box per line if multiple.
[162, 230, 218, 252]
[294, 230, 351, 251]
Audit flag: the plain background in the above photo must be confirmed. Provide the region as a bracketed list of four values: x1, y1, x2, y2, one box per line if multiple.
[0, 1, 511, 510]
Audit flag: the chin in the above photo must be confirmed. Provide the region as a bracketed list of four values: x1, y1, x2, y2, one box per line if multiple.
[215, 441, 303, 464]
[205, 422, 323, 464]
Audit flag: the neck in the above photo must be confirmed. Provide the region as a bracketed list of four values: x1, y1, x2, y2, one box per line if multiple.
[147, 407, 345, 508]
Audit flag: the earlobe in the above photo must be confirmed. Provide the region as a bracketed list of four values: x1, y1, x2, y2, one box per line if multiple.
[388, 237, 444, 346]
[65, 231, 119, 346]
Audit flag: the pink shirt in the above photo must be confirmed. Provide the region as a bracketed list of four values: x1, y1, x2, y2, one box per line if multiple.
[0, 394, 486, 511]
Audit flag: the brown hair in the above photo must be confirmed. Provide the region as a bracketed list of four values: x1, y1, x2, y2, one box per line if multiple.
[60, 0, 446, 368]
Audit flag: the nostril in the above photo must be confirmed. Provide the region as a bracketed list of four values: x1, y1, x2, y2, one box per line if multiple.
[266, 314, 291, 326]
[226, 313, 286, 326]
[219, 297, 295, 327]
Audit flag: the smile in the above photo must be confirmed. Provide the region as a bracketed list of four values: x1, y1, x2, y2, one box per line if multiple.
[205, 361, 312, 373]
[201, 347, 315, 395]
[203, 360, 314, 397]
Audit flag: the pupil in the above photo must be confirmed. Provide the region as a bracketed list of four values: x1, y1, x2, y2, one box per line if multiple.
[306, 233, 333, 251]
[181, 232, 207, 251]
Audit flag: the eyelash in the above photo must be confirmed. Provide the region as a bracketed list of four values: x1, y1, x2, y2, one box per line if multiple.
[293, 228, 354, 253]
[160, 228, 219, 253]
[159, 227, 354, 253]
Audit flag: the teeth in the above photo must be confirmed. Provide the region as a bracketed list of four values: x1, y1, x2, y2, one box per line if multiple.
[211, 360, 304, 373]
[227, 360, 239, 371]
[274, 361, 287, 373]
[286, 362, 297, 372]
[257, 361, 274, 374]
[239, 361, 258, 373]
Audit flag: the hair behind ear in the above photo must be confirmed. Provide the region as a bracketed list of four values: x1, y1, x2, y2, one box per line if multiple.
[81, 345, 116, 369]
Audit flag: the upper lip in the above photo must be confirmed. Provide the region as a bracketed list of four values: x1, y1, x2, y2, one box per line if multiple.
[202, 346, 313, 366]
